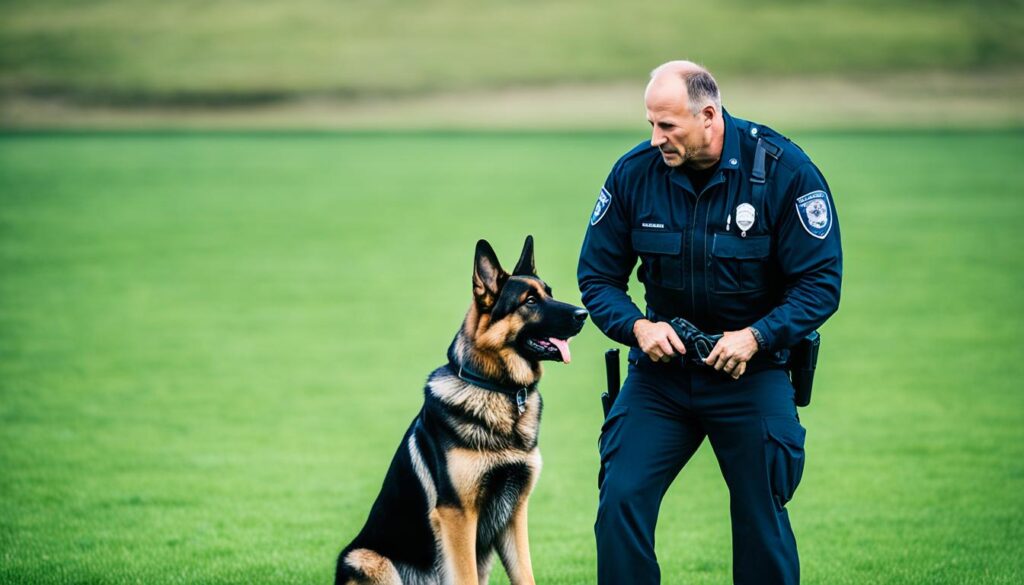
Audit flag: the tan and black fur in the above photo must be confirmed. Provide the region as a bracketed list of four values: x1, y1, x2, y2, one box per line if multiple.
[335, 236, 588, 585]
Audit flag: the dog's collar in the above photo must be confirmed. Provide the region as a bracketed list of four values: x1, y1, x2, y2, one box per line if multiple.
[448, 360, 535, 415]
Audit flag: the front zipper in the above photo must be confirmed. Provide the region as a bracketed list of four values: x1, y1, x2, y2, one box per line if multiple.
[689, 190, 706, 316]
[689, 176, 720, 316]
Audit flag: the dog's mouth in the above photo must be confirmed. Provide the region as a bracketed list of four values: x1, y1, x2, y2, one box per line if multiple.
[523, 337, 574, 364]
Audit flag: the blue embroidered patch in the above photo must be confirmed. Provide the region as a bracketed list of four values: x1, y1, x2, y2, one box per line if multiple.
[591, 187, 612, 226]
[795, 190, 832, 239]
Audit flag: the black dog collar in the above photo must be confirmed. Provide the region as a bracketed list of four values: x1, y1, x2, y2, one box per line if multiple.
[448, 360, 534, 415]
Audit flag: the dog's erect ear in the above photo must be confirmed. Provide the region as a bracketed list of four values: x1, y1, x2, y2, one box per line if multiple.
[512, 235, 536, 277]
[473, 239, 508, 311]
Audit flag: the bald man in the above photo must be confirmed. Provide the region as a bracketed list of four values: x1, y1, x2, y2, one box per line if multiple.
[578, 61, 842, 584]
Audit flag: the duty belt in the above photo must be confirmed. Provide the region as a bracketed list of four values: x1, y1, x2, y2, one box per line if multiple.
[644, 309, 789, 372]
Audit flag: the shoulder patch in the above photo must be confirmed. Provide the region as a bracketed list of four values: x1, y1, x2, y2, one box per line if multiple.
[591, 187, 612, 226]
[795, 190, 832, 239]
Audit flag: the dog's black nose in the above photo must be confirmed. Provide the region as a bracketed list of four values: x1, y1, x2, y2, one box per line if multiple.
[573, 308, 589, 323]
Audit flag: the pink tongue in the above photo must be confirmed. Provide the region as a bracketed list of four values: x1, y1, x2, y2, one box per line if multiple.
[549, 337, 572, 364]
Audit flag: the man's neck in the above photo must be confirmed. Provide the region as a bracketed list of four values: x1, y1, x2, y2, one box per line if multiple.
[688, 116, 726, 170]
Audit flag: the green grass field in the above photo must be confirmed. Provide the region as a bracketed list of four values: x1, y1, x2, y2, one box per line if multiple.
[2, 130, 1023, 584]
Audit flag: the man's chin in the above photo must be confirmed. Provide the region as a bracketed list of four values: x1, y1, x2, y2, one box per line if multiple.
[660, 153, 684, 167]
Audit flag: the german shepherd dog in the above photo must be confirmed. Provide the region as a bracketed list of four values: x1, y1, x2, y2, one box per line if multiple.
[335, 236, 588, 585]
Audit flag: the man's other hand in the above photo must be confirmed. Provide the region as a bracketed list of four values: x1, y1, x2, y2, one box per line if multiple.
[705, 328, 759, 379]
[633, 319, 687, 363]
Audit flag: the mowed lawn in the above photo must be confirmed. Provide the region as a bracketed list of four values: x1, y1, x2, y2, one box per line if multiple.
[1, 130, 1022, 584]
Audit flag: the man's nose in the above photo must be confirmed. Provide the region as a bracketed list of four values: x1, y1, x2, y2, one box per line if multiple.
[650, 128, 665, 147]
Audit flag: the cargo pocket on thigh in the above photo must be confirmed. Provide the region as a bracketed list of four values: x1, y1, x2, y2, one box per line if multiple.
[763, 415, 806, 512]
[598, 406, 630, 489]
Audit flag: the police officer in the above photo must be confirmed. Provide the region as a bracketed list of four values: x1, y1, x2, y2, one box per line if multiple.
[578, 61, 842, 585]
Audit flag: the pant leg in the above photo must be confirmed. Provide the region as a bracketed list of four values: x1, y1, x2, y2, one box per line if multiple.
[595, 362, 705, 585]
[698, 367, 805, 585]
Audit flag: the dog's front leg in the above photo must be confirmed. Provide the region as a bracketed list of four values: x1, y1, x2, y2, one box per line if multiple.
[434, 506, 479, 585]
[496, 499, 535, 585]
[478, 549, 495, 585]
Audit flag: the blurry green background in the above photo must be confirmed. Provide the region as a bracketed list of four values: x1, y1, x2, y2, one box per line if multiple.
[1, 0, 1019, 97]
[2, 1, 1023, 584]
[2, 0, 1023, 129]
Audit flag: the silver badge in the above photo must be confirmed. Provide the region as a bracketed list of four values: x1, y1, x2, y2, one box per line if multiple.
[735, 203, 756, 234]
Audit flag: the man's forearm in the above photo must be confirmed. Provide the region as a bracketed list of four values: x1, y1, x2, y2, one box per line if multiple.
[579, 280, 644, 347]
[750, 279, 840, 351]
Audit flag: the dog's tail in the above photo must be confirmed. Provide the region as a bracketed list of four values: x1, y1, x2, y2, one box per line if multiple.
[336, 547, 402, 585]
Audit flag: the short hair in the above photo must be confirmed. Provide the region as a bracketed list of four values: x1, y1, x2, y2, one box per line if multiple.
[650, 63, 722, 114]
[683, 70, 721, 114]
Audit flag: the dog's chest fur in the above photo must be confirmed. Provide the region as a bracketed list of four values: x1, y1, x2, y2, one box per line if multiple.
[422, 373, 544, 544]
[427, 372, 542, 452]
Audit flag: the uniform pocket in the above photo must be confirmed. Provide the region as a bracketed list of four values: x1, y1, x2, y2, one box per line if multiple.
[710, 232, 770, 294]
[598, 406, 630, 489]
[763, 415, 806, 511]
[632, 229, 684, 289]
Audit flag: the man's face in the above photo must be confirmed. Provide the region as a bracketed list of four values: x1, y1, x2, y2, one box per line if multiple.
[645, 78, 710, 168]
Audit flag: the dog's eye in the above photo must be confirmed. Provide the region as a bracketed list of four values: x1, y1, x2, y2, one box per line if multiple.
[524, 295, 537, 305]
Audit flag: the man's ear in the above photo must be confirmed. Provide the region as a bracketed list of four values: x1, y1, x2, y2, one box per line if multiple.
[473, 240, 507, 311]
[512, 235, 535, 276]
[702, 104, 716, 127]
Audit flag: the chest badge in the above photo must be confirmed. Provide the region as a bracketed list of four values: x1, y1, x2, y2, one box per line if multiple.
[735, 203, 756, 236]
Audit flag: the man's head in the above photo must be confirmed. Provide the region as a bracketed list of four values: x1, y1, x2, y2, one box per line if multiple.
[645, 61, 723, 169]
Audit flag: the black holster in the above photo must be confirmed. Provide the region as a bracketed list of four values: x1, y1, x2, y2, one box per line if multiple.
[788, 331, 820, 407]
[601, 349, 620, 418]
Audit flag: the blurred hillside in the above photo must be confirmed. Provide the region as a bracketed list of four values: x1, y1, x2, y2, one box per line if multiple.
[1, 0, 1022, 128]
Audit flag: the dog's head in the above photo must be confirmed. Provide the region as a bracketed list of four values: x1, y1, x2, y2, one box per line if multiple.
[454, 236, 588, 384]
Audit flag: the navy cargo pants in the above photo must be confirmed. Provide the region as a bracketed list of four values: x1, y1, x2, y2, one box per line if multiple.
[596, 351, 806, 585]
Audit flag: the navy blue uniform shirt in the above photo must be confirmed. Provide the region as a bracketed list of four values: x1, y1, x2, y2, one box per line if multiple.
[578, 110, 842, 352]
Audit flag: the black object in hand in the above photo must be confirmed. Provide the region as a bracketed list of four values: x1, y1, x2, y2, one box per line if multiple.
[668, 317, 723, 366]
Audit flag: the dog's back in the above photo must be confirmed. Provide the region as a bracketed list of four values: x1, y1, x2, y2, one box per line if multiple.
[336, 419, 436, 584]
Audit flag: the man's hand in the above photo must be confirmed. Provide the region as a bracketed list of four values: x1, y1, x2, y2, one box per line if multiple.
[705, 328, 759, 379]
[633, 319, 687, 363]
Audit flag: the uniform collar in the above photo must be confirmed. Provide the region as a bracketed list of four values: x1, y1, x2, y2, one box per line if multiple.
[665, 108, 741, 195]
[719, 108, 742, 173]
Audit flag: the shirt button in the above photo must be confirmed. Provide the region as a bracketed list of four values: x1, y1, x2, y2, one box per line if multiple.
[729, 158, 737, 165]
[751, 127, 758, 136]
